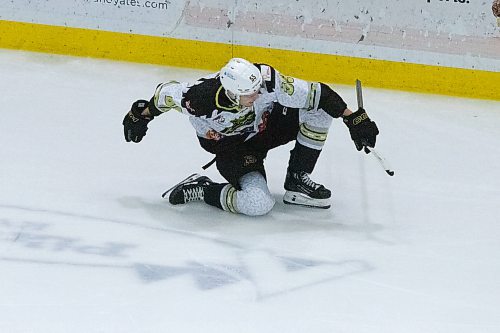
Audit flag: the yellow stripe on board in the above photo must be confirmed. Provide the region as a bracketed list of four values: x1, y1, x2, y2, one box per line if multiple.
[0, 20, 232, 70]
[233, 46, 499, 101]
[1, 20, 498, 100]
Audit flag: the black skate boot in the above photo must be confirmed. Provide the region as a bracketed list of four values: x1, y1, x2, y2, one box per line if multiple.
[162, 174, 213, 205]
[283, 170, 331, 209]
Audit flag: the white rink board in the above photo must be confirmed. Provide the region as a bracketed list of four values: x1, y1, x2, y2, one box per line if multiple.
[1, 0, 499, 70]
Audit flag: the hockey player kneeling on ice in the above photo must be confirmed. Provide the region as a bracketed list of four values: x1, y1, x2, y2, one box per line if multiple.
[122, 58, 379, 216]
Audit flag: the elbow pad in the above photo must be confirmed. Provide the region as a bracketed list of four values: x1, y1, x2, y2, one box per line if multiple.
[318, 83, 347, 118]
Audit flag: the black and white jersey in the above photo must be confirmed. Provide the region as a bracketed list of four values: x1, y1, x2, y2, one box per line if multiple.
[149, 64, 327, 142]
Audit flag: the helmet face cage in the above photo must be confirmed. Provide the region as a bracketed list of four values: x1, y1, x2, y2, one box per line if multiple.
[220, 58, 263, 103]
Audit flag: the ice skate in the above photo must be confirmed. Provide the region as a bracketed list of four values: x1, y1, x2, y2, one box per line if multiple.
[162, 174, 213, 205]
[283, 170, 331, 209]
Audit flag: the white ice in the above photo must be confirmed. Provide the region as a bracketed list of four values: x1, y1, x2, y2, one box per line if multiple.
[1, 49, 500, 333]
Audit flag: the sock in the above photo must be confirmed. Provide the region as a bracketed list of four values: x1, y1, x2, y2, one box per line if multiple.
[288, 142, 321, 174]
[203, 183, 227, 209]
[204, 183, 240, 214]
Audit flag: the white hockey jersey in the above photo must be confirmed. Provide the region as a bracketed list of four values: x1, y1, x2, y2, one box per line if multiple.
[149, 64, 323, 142]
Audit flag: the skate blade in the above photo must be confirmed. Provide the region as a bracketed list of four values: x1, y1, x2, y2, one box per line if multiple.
[161, 173, 200, 198]
[283, 191, 331, 209]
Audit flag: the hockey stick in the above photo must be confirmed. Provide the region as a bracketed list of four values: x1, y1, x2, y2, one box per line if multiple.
[355, 80, 395, 177]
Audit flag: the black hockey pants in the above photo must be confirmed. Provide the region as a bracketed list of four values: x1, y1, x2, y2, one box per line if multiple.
[198, 104, 300, 188]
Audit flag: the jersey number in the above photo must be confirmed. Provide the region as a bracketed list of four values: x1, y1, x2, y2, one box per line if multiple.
[280, 75, 295, 96]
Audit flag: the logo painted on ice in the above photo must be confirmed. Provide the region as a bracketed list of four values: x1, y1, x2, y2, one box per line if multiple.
[134, 253, 372, 299]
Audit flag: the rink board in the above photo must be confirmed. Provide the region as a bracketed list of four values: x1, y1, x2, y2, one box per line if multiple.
[0, 19, 498, 101]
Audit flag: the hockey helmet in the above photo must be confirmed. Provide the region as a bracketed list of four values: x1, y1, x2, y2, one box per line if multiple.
[220, 58, 263, 99]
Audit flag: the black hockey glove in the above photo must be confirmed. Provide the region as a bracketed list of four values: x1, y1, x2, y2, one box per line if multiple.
[123, 100, 154, 143]
[343, 108, 379, 152]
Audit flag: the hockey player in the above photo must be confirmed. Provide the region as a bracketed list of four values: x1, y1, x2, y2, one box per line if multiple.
[122, 58, 379, 216]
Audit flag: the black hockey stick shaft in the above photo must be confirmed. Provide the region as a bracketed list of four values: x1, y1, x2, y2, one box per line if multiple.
[355, 80, 395, 176]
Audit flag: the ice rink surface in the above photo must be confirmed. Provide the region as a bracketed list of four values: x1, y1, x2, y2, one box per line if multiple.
[1, 49, 499, 333]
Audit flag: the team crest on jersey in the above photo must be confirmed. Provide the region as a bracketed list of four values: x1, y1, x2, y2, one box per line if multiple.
[222, 110, 256, 134]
